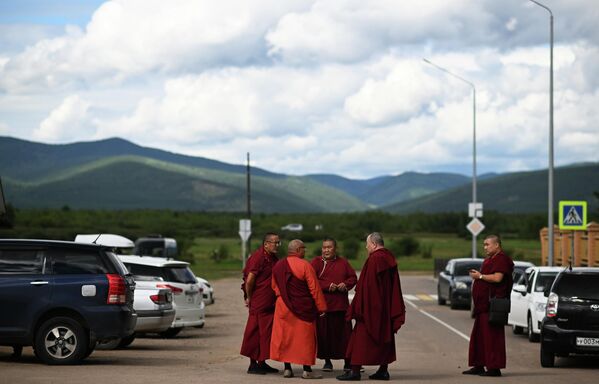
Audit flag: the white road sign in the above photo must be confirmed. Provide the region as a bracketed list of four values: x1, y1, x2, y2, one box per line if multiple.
[466, 218, 485, 236]
[468, 202, 483, 218]
[239, 219, 251, 242]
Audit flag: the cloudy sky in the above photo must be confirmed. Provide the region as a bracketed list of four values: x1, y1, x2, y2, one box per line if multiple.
[1, 0, 598, 178]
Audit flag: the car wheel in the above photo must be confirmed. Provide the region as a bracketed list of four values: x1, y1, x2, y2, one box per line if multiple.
[449, 289, 459, 309]
[540, 343, 555, 368]
[437, 285, 446, 305]
[528, 315, 540, 342]
[117, 334, 136, 348]
[160, 327, 183, 338]
[512, 324, 524, 335]
[34, 316, 88, 365]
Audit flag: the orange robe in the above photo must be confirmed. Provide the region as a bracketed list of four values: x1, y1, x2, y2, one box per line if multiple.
[270, 256, 327, 365]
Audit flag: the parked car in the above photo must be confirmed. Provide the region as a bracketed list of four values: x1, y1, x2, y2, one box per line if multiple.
[437, 258, 483, 309]
[540, 267, 599, 367]
[196, 276, 214, 305]
[134, 235, 178, 259]
[512, 260, 536, 286]
[0, 239, 136, 364]
[97, 276, 175, 349]
[508, 266, 561, 342]
[119, 255, 205, 337]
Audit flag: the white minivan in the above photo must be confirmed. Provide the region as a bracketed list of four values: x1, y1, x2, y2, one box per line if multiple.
[508, 266, 562, 342]
[119, 255, 205, 337]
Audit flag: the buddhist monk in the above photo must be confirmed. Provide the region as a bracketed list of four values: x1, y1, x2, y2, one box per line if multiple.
[463, 235, 514, 377]
[337, 232, 406, 381]
[311, 237, 357, 372]
[270, 239, 328, 379]
[240, 232, 281, 374]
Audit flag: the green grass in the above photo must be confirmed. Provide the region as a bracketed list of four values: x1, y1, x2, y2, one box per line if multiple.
[184, 233, 542, 280]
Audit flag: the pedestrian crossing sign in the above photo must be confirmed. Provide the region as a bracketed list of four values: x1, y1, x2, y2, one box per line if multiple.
[558, 201, 587, 230]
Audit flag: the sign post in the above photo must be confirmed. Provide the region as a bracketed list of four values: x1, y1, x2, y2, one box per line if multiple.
[467, 203, 484, 258]
[239, 219, 251, 268]
[558, 201, 587, 266]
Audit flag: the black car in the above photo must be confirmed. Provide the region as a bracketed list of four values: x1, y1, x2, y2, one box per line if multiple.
[0, 239, 136, 364]
[437, 258, 483, 309]
[540, 267, 599, 367]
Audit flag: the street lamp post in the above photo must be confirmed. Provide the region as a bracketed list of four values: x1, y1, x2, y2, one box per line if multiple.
[423, 58, 478, 259]
[529, 0, 554, 266]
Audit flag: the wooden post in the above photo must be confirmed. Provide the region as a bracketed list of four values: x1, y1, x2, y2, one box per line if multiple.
[560, 229, 572, 266]
[587, 222, 599, 267]
[540, 227, 548, 266]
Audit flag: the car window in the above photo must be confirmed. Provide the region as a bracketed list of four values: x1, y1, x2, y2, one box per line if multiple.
[555, 274, 599, 300]
[125, 264, 166, 280]
[106, 252, 129, 275]
[0, 249, 44, 274]
[534, 272, 558, 296]
[49, 249, 109, 274]
[526, 270, 536, 293]
[454, 262, 482, 276]
[166, 267, 196, 284]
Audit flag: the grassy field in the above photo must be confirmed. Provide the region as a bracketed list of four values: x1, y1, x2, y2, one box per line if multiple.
[187, 233, 542, 280]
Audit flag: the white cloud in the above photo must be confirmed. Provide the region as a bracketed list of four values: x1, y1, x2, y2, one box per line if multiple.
[33, 95, 96, 142]
[0, 0, 598, 178]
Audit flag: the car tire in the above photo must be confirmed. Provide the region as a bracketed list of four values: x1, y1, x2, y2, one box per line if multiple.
[34, 316, 88, 365]
[528, 315, 540, 342]
[118, 334, 136, 348]
[160, 327, 183, 338]
[512, 324, 524, 335]
[540, 343, 555, 368]
[437, 285, 446, 305]
[449, 289, 459, 309]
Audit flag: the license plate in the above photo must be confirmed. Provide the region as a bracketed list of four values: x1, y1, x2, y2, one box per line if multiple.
[576, 337, 599, 347]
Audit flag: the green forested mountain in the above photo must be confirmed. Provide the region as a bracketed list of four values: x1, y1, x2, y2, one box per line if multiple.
[1, 136, 597, 213]
[385, 163, 599, 214]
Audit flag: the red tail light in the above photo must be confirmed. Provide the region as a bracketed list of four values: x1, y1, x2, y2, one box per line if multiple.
[546, 292, 559, 318]
[106, 274, 126, 304]
[150, 292, 171, 305]
[156, 283, 183, 295]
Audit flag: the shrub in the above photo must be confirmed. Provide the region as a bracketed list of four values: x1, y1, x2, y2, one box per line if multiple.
[342, 238, 360, 259]
[389, 236, 420, 257]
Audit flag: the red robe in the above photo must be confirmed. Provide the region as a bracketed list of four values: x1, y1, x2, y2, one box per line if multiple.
[240, 246, 279, 361]
[311, 256, 357, 359]
[345, 248, 406, 365]
[468, 251, 514, 369]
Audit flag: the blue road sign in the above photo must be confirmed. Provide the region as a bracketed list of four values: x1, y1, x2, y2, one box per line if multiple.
[558, 201, 587, 230]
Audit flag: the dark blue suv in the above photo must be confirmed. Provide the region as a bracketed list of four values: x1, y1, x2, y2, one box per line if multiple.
[0, 239, 136, 364]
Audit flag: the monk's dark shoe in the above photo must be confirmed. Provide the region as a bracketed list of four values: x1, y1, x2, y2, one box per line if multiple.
[247, 366, 266, 375]
[322, 362, 333, 372]
[336, 371, 361, 381]
[259, 363, 279, 373]
[462, 366, 485, 375]
[479, 369, 501, 377]
[368, 371, 390, 380]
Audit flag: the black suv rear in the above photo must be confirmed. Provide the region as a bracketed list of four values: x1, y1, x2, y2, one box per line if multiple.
[540, 267, 599, 367]
[0, 239, 136, 364]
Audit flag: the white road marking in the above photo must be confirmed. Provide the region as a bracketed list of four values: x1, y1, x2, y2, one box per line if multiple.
[404, 298, 470, 342]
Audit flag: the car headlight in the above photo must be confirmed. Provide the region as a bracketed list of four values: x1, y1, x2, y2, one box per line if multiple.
[455, 281, 468, 290]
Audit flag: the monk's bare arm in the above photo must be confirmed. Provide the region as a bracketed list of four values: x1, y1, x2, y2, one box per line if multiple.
[245, 272, 257, 306]
[469, 269, 504, 283]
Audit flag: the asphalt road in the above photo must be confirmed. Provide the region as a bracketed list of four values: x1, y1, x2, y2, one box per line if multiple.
[1, 275, 597, 383]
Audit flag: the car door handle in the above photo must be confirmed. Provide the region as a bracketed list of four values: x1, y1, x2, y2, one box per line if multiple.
[30, 281, 49, 285]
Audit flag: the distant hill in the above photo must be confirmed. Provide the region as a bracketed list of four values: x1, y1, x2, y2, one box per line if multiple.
[306, 172, 470, 206]
[385, 163, 599, 214]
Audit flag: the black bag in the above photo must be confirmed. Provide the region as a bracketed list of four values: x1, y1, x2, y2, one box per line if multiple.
[488, 297, 510, 326]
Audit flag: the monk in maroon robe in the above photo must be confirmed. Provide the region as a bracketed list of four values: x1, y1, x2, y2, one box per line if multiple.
[240, 232, 281, 374]
[310, 237, 357, 372]
[463, 235, 514, 377]
[337, 232, 406, 381]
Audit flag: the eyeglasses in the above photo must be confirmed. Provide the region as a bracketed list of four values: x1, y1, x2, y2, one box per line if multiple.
[265, 240, 281, 246]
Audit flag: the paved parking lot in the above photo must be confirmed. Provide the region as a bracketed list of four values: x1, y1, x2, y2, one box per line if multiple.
[1, 275, 597, 383]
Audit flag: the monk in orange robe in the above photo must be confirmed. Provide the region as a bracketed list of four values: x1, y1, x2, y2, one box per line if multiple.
[270, 239, 328, 379]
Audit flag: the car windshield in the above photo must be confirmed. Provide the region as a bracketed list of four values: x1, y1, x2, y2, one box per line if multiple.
[534, 272, 558, 296]
[555, 274, 599, 301]
[454, 262, 482, 276]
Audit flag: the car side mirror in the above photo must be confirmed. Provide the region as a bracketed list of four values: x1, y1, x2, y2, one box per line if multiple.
[513, 284, 527, 295]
